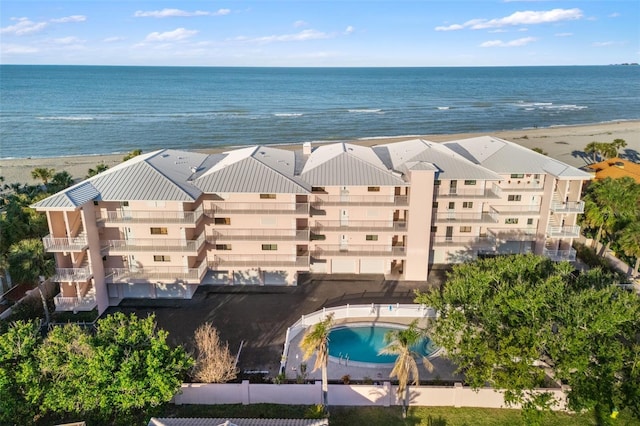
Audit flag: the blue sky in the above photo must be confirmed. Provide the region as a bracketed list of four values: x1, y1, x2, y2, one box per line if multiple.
[1, 1, 638, 66]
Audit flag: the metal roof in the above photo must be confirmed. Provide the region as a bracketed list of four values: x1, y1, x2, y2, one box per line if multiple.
[148, 418, 329, 426]
[300, 143, 407, 186]
[443, 136, 592, 179]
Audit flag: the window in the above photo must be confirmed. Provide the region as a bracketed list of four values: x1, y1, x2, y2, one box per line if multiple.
[365, 235, 378, 241]
[430, 226, 438, 232]
[448, 202, 455, 209]
[93, 200, 99, 206]
[527, 218, 534, 225]
[432, 202, 439, 208]
[311, 186, 325, 192]
[464, 180, 477, 185]
[121, 201, 129, 207]
[434, 180, 441, 186]
[215, 244, 232, 250]
[262, 244, 278, 251]
[510, 174, 524, 179]
[463, 202, 473, 208]
[534, 174, 540, 179]
[260, 193, 276, 199]
[460, 226, 472, 233]
[367, 186, 380, 192]
[214, 217, 231, 225]
[508, 195, 522, 202]
[150, 227, 168, 235]
[153, 255, 171, 262]
[505, 218, 519, 224]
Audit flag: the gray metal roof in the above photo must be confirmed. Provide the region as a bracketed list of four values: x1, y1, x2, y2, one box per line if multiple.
[194, 146, 310, 193]
[148, 418, 329, 426]
[443, 136, 592, 179]
[373, 139, 502, 181]
[300, 143, 407, 186]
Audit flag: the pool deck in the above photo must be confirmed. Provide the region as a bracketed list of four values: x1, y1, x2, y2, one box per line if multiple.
[285, 317, 462, 383]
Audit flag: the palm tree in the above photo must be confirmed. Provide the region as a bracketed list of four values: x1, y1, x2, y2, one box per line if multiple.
[31, 167, 55, 185]
[618, 221, 640, 276]
[379, 320, 433, 418]
[86, 162, 109, 178]
[599, 142, 617, 160]
[611, 138, 627, 156]
[584, 141, 601, 163]
[299, 313, 334, 413]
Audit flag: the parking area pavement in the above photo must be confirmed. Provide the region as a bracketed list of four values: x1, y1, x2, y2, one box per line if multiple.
[103, 271, 447, 379]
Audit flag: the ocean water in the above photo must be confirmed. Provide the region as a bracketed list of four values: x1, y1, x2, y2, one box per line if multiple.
[1, 65, 639, 159]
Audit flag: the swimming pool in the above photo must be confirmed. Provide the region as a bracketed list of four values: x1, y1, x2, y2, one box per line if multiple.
[327, 323, 439, 365]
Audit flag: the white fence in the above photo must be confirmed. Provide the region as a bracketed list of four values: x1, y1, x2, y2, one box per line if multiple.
[173, 381, 567, 411]
[279, 304, 436, 374]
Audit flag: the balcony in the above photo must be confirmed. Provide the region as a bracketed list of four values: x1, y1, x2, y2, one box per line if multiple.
[43, 234, 88, 252]
[547, 225, 580, 238]
[208, 229, 310, 242]
[312, 245, 406, 257]
[488, 228, 537, 241]
[490, 205, 541, 215]
[433, 212, 498, 223]
[206, 202, 308, 215]
[96, 207, 204, 226]
[52, 267, 92, 282]
[436, 186, 501, 199]
[102, 233, 206, 254]
[543, 248, 577, 262]
[431, 236, 496, 248]
[311, 220, 408, 232]
[54, 288, 97, 312]
[210, 254, 309, 268]
[312, 195, 408, 206]
[550, 201, 585, 214]
[105, 261, 208, 283]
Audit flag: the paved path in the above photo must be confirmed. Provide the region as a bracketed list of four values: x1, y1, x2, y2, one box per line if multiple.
[105, 272, 446, 380]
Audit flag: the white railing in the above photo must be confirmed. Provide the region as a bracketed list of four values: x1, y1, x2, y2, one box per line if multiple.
[53, 289, 97, 312]
[312, 195, 408, 206]
[550, 201, 585, 213]
[211, 254, 309, 267]
[102, 233, 206, 253]
[434, 212, 497, 223]
[488, 228, 537, 241]
[279, 304, 435, 374]
[96, 206, 204, 225]
[312, 220, 407, 231]
[312, 245, 406, 257]
[431, 236, 495, 247]
[547, 225, 580, 238]
[208, 229, 309, 241]
[543, 248, 577, 262]
[106, 261, 207, 283]
[207, 203, 309, 215]
[490, 205, 541, 214]
[43, 234, 88, 252]
[52, 267, 92, 282]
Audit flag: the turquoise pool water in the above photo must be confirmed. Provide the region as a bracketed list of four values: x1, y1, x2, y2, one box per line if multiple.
[328, 324, 438, 364]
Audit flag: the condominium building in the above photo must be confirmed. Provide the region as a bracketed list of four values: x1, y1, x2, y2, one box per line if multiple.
[32, 137, 591, 314]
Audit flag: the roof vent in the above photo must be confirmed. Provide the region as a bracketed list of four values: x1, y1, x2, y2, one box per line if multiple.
[614, 162, 624, 168]
[303, 142, 312, 155]
[190, 167, 198, 173]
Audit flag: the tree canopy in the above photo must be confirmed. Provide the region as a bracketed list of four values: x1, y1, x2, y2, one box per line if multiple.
[0, 312, 193, 425]
[415, 254, 640, 423]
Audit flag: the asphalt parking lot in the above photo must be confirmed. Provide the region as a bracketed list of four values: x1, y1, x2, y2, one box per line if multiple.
[104, 271, 446, 378]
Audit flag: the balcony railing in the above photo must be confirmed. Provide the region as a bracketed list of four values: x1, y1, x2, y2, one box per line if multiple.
[52, 267, 92, 282]
[105, 261, 207, 283]
[490, 205, 541, 215]
[311, 245, 406, 257]
[102, 233, 206, 253]
[434, 212, 498, 223]
[54, 289, 97, 312]
[547, 225, 580, 238]
[208, 229, 310, 242]
[431, 236, 496, 247]
[550, 201, 585, 214]
[43, 234, 88, 252]
[543, 248, 577, 262]
[206, 202, 309, 215]
[312, 195, 408, 206]
[488, 228, 538, 241]
[436, 186, 501, 199]
[210, 254, 310, 268]
[96, 207, 204, 225]
[311, 220, 408, 232]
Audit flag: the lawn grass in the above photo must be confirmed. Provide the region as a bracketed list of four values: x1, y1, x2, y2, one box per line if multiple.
[164, 404, 640, 426]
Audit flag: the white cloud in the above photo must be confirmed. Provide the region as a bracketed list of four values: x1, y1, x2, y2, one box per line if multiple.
[145, 28, 198, 42]
[609, 12, 620, 18]
[50, 15, 86, 23]
[1, 43, 39, 54]
[52, 36, 84, 45]
[104, 36, 125, 43]
[593, 41, 615, 47]
[294, 20, 308, 28]
[436, 8, 583, 31]
[345, 26, 354, 34]
[480, 37, 537, 47]
[555, 32, 573, 37]
[233, 29, 331, 44]
[489, 29, 508, 33]
[1, 17, 47, 35]
[135, 8, 211, 18]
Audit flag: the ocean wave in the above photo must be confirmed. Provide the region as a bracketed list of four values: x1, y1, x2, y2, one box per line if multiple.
[516, 102, 588, 111]
[37, 116, 96, 121]
[273, 113, 303, 117]
[348, 109, 383, 113]
[437, 106, 450, 110]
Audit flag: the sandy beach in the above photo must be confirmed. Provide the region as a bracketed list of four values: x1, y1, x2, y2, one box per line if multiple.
[1, 121, 638, 186]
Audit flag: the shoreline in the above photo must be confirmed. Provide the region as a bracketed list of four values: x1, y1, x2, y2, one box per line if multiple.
[1, 120, 638, 185]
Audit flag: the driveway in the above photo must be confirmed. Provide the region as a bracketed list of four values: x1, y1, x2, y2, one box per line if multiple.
[103, 271, 446, 379]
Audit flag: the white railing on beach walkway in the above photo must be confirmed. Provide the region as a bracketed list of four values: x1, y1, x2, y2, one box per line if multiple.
[279, 303, 435, 374]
